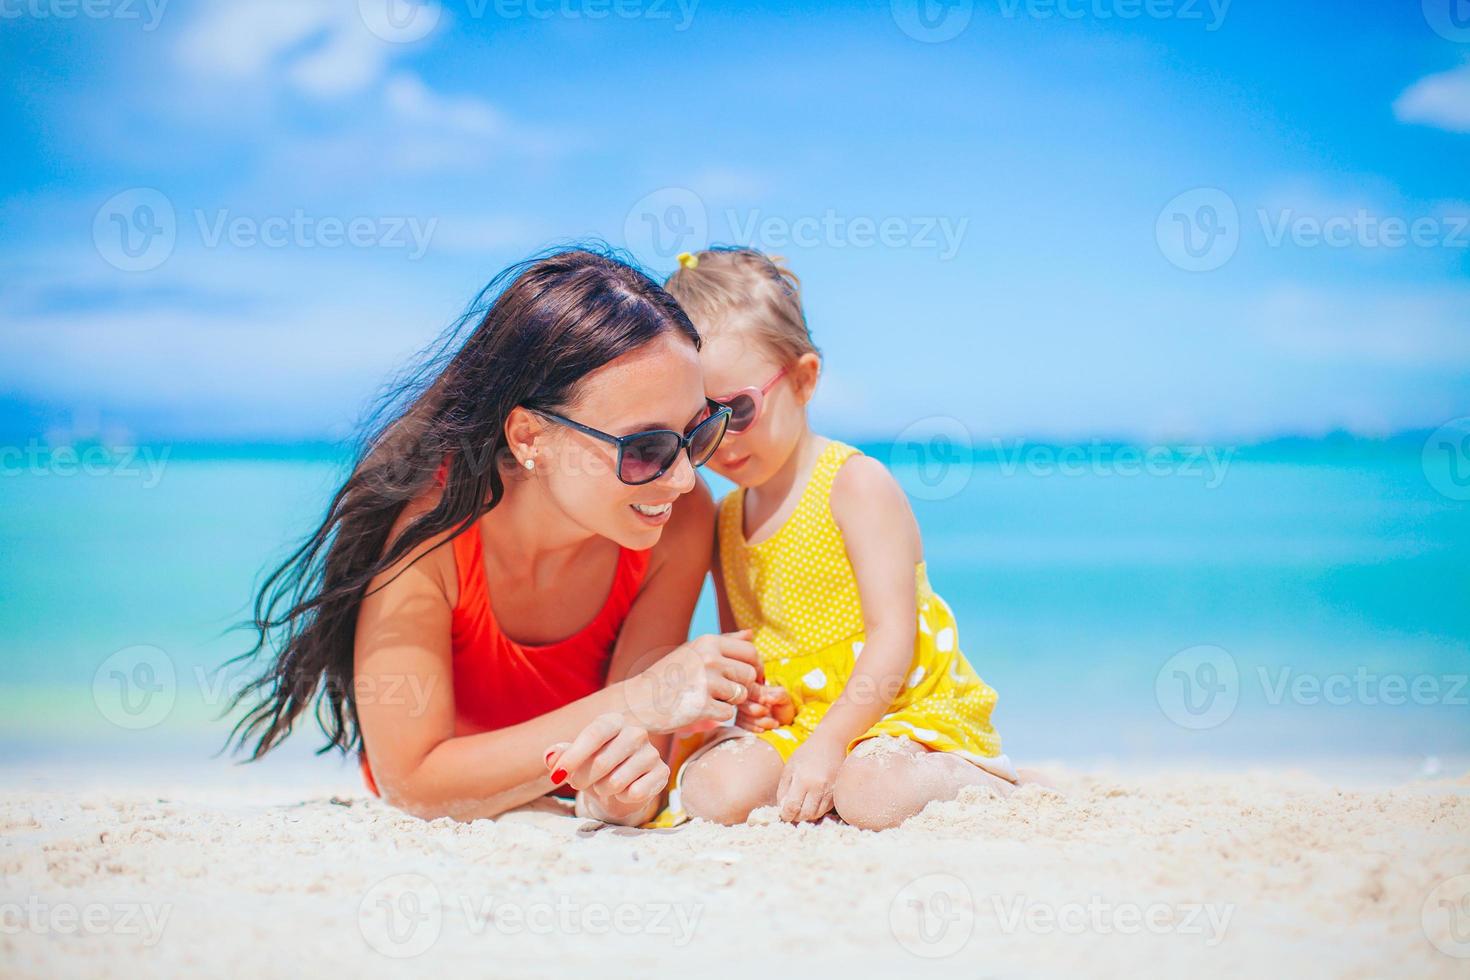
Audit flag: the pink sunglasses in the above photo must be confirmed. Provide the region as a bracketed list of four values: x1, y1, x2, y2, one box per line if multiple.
[712, 367, 789, 434]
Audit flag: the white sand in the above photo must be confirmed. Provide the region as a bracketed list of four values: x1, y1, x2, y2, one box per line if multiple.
[3, 765, 1469, 979]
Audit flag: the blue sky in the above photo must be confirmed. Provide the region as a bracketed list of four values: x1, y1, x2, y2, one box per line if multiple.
[1, 0, 1467, 444]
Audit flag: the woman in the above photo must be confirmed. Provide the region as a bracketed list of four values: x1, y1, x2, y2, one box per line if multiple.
[231, 249, 759, 826]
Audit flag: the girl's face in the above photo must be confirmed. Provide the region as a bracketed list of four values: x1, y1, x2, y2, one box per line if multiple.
[514, 332, 712, 550]
[699, 327, 818, 489]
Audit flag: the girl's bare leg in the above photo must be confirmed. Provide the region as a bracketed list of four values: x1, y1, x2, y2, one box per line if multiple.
[832, 736, 1014, 831]
[679, 736, 785, 825]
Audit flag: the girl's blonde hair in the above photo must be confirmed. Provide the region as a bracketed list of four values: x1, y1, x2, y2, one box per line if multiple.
[664, 247, 819, 364]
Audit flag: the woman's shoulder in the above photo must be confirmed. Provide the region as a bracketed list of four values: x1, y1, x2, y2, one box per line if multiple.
[367, 484, 461, 605]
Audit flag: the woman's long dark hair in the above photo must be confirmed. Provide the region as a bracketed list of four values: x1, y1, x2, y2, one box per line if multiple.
[228, 247, 701, 760]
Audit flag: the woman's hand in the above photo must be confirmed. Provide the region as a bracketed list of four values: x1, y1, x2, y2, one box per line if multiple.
[624, 630, 761, 732]
[734, 682, 796, 732]
[545, 713, 670, 825]
[777, 733, 846, 823]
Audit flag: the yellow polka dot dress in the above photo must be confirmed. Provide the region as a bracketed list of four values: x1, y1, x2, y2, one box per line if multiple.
[717, 441, 1016, 780]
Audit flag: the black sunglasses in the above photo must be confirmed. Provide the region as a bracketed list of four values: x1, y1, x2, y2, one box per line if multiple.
[532, 402, 732, 486]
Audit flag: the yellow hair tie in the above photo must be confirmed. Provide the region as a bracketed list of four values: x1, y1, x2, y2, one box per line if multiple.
[676, 251, 699, 270]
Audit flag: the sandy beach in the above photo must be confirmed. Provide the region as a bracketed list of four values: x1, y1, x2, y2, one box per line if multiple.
[4, 763, 1468, 979]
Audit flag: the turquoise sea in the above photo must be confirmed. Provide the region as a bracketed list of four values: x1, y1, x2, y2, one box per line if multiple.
[1, 437, 1466, 776]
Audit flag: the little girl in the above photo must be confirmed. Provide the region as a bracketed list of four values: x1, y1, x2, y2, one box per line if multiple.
[660, 247, 1019, 830]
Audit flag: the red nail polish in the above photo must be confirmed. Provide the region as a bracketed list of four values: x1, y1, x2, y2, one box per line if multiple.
[551, 769, 567, 784]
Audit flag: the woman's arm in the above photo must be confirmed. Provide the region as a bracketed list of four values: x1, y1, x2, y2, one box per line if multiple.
[354, 493, 758, 822]
[592, 478, 717, 823]
[353, 538, 659, 820]
[606, 477, 716, 686]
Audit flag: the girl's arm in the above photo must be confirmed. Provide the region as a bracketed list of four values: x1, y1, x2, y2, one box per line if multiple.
[809, 455, 922, 746]
[774, 455, 920, 821]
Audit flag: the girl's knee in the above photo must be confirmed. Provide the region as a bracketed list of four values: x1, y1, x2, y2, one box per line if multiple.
[679, 738, 781, 825]
[832, 749, 911, 830]
[833, 738, 983, 831]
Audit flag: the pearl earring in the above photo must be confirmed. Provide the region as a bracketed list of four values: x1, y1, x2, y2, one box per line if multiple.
[523, 458, 535, 471]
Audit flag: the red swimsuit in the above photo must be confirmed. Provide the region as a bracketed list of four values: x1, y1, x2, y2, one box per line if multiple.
[360, 522, 650, 794]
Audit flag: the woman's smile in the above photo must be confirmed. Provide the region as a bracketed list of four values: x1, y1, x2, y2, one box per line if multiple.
[630, 500, 675, 525]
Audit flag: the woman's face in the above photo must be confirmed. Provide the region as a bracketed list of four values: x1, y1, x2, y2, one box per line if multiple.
[527, 332, 712, 550]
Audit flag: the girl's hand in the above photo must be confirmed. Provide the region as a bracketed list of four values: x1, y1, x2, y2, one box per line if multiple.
[735, 683, 796, 732]
[625, 631, 761, 732]
[776, 734, 846, 823]
[546, 713, 670, 825]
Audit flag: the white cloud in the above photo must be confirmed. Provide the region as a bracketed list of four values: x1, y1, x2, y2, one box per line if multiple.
[288, 21, 397, 99]
[1255, 284, 1470, 368]
[385, 71, 502, 137]
[175, 0, 406, 100]
[175, 0, 334, 81]
[1394, 64, 1470, 134]
[171, 5, 555, 176]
